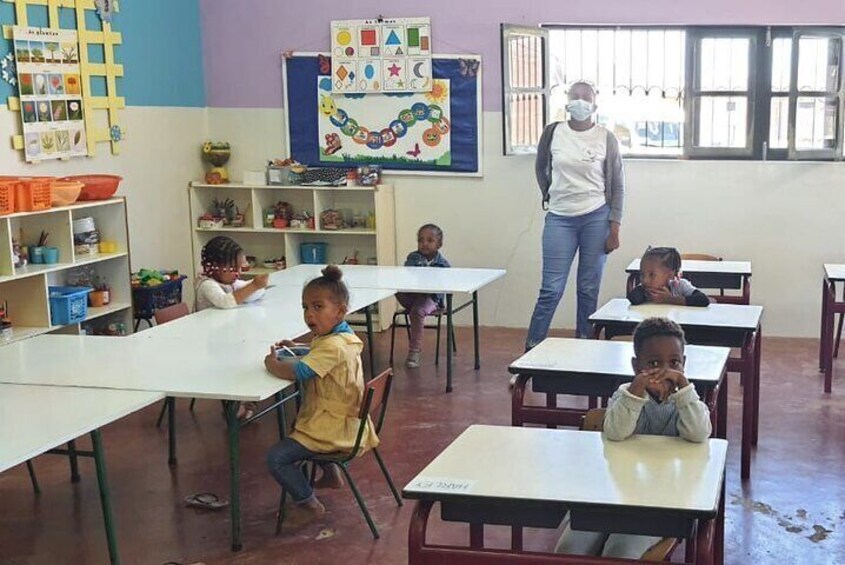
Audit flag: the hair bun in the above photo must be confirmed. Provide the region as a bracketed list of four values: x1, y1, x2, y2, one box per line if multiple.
[321, 264, 343, 282]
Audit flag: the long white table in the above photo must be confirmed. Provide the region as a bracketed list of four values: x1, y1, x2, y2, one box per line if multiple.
[1, 383, 163, 564]
[271, 264, 507, 392]
[589, 299, 762, 482]
[508, 338, 729, 435]
[403, 425, 727, 564]
[0, 334, 294, 552]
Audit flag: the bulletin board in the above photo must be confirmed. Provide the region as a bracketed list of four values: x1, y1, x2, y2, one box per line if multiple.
[284, 52, 482, 176]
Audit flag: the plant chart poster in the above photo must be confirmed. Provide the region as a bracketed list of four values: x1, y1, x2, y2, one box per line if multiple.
[330, 17, 432, 94]
[13, 26, 87, 162]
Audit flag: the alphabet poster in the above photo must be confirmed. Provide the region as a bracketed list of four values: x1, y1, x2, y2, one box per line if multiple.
[285, 53, 481, 175]
[330, 17, 432, 94]
[13, 26, 88, 162]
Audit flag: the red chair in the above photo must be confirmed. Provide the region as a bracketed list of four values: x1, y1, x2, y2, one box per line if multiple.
[276, 368, 402, 538]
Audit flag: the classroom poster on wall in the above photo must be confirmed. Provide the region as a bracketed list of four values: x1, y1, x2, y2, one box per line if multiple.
[330, 17, 432, 94]
[284, 53, 482, 175]
[13, 26, 88, 162]
[317, 76, 452, 166]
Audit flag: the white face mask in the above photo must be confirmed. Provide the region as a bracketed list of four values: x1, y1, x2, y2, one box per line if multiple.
[566, 99, 595, 122]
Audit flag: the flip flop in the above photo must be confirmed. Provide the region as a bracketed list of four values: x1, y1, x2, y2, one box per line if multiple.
[184, 492, 229, 510]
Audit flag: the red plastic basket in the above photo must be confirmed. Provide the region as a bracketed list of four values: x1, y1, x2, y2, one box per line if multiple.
[14, 178, 52, 212]
[59, 174, 122, 201]
[0, 180, 15, 215]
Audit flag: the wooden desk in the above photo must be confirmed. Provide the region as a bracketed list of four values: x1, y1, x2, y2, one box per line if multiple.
[0, 384, 163, 565]
[589, 299, 762, 481]
[271, 264, 507, 392]
[508, 338, 729, 439]
[819, 264, 845, 393]
[625, 259, 752, 305]
[0, 334, 295, 553]
[403, 425, 727, 565]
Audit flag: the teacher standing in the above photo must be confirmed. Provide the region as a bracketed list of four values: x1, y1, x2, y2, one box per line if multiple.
[525, 82, 625, 349]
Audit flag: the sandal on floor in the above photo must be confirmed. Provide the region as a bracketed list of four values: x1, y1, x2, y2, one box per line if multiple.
[184, 492, 229, 510]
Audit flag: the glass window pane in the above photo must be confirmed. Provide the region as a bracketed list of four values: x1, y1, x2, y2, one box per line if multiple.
[795, 96, 838, 150]
[696, 96, 747, 148]
[798, 36, 841, 93]
[769, 96, 789, 149]
[603, 89, 684, 155]
[508, 93, 544, 149]
[700, 37, 749, 92]
[771, 37, 792, 93]
[509, 34, 544, 89]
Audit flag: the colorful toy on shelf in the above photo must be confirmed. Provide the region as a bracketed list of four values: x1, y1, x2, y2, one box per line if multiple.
[273, 201, 294, 228]
[267, 158, 298, 185]
[357, 165, 382, 186]
[342, 249, 360, 265]
[290, 210, 315, 229]
[201, 141, 231, 184]
[262, 256, 286, 270]
[131, 268, 181, 288]
[320, 209, 344, 230]
[211, 197, 236, 224]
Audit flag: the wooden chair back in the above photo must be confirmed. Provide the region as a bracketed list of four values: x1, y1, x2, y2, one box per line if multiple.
[153, 303, 190, 325]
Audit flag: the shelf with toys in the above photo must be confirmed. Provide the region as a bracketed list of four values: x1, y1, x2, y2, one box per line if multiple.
[0, 197, 133, 345]
[188, 178, 396, 330]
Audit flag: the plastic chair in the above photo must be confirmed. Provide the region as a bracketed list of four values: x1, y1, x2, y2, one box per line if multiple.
[578, 408, 679, 562]
[153, 303, 195, 427]
[275, 368, 402, 539]
[388, 306, 456, 366]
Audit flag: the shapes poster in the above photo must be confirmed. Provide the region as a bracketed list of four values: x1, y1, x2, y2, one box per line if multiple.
[14, 26, 87, 162]
[330, 17, 431, 94]
[317, 75, 451, 167]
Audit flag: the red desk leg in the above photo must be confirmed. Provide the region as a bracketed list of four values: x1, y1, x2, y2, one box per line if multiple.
[741, 332, 755, 481]
[408, 500, 434, 565]
[511, 374, 530, 427]
[820, 279, 829, 371]
[752, 327, 761, 446]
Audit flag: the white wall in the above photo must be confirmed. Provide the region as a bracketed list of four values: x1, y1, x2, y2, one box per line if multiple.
[207, 107, 845, 337]
[0, 106, 207, 284]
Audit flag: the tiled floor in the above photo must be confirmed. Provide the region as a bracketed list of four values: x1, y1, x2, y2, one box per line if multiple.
[2, 328, 844, 564]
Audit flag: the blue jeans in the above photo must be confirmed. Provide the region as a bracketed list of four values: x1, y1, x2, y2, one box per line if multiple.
[526, 205, 610, 347]
[266, 438, 318, 502]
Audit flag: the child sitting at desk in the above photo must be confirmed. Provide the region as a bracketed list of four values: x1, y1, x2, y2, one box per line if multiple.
[194, 236, 269, 312]
[397, 223, 451, 368]
[555, 317, 711, 559]
[263, 265, 379, 530]
[627, 246, 710, 306]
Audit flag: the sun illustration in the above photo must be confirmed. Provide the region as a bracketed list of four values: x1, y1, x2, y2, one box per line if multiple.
[425, 80, 449, 104]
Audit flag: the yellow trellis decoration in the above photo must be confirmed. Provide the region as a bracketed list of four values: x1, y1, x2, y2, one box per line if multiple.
[2, 0, 124, 156]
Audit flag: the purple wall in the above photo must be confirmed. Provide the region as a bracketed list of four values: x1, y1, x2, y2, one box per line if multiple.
[200, 0, 845, 110]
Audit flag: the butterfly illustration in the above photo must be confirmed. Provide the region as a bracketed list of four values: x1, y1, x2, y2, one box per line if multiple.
[318, 54, 331, 75]
[459, 58, 480, 78]
[406, 143, 421, 158]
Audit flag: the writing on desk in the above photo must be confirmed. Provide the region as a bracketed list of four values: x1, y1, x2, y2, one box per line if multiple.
[409, 476, 475, 493]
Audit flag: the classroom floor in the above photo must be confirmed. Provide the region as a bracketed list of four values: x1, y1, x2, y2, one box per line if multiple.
[2, 328, 845, 565]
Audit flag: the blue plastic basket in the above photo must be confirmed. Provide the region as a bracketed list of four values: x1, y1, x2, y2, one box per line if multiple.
[299, 242, 328, 264]
[131, 275, 187, 321]
[49, 286, 92, 326]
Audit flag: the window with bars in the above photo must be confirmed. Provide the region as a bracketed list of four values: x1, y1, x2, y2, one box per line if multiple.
[501, 24, 845, 160]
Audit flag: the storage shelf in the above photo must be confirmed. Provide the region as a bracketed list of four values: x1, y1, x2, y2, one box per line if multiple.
[0, 252, 128, 283]
[194, 226, 376, 236]
[191, 182, 376, 192]
[1, 325, 52, 345]
[83, 302, 132, 323]
[2, 198, 124, 219]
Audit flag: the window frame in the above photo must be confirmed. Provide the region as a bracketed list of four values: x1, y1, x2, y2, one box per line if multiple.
[501, 23, 845, 161]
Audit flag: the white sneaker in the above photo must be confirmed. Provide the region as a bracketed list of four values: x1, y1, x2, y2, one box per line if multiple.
[405, 351, 421, 368]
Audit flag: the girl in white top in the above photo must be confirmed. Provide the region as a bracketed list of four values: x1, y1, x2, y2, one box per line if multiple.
[194, 236, 269, 311]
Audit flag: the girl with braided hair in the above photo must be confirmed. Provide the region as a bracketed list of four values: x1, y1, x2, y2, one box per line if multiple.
[195, 236, 269, 311]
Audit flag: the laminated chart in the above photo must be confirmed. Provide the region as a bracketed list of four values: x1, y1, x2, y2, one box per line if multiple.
[330, 17, 431, 94]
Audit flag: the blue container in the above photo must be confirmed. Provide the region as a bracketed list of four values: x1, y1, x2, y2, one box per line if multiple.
[49, 286, 92, 325]
[299, 242, 328, 264]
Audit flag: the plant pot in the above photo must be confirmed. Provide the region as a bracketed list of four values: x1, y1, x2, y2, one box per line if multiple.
[273, 218, 288, 229]
[89, 289, 110, 307]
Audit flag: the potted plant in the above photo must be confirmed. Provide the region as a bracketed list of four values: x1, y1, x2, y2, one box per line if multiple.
[211, 197, 236, 225]
[89, 276, 111, 307]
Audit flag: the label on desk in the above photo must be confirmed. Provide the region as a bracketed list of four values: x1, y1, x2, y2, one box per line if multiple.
[408, 476, 476, 494]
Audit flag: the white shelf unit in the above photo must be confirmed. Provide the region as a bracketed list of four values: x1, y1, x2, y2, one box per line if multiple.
[0, 198, 133, 345]
[188, 182, 397, 330]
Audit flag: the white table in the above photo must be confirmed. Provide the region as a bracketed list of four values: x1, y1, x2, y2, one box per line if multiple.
[508, 338, 729, 435]
[589, 299, 762, 482]
[403, 425, 727, 564]
[625, 258, 752, 305]
[0, 334, 294, 552]
[0, 384, 163, 564]
[819, 264, 845, 393]
[271, 264, 507, 392]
